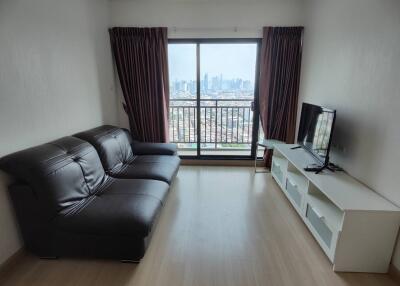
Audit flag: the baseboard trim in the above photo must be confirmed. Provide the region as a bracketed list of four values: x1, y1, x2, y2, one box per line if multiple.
[389, 263, 400, 284]
[0, 248, 24, 277]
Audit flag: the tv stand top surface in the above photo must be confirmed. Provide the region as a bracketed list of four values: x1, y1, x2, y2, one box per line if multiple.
[274, 144, 400, 212]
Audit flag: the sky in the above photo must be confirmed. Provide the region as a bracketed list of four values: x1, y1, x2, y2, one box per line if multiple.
[168, 43, 257, 82]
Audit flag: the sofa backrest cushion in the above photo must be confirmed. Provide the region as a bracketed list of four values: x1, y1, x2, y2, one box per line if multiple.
[0, 136, 107, 216]
[74, 125, 134, 173]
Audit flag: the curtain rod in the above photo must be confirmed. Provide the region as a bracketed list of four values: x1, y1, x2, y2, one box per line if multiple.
[169, 27, 263, 33]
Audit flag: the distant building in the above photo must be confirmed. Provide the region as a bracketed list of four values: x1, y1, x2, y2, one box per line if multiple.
[204, 73, 209, 91]
[170, 76, 253, 97]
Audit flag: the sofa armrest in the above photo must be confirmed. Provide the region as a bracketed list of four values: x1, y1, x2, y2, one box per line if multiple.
[131, 142, 178, 156]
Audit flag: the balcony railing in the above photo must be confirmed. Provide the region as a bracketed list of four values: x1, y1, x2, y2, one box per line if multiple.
[169, 99, 254, 149]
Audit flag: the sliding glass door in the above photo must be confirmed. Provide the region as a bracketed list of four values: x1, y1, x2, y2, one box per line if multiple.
[168, 40, 260, 158]
[199, 43, 257, 156]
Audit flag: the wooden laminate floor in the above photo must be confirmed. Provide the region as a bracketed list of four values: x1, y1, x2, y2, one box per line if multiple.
[0, 166, 397, 286]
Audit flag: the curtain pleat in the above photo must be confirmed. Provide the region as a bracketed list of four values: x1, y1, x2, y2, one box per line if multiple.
[259, 27, 304, 167]
[109, 27, 169, 142]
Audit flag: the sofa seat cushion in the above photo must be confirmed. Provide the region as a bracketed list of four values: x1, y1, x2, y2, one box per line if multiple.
[111, 155, 180, 184]
[131, 142, 177, 156]
[57, 179, 169, 237]
[100, 178, 169, 204]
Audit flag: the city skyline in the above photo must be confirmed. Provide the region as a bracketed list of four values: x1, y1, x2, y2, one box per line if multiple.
[170, 73, 254, 96]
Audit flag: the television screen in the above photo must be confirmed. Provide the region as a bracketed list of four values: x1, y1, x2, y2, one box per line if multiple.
[297, 103, 336, 165]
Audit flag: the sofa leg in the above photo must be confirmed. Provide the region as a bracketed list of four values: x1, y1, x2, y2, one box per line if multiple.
[120, 259, 140, 264]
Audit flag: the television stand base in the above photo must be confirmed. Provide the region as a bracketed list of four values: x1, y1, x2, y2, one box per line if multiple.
[304, 163, 335, 174]
[290, 145, 302, 150]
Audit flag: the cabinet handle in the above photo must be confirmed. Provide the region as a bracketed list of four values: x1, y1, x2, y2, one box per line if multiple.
[287, 179, 297, 188]
[313, 207, 325, 221]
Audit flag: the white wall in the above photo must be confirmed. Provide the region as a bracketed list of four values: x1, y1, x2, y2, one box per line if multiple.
[0, 0, 118, 265]
[110, 0, 305, 38]
[300, 0, 400, 269]
[110, 0, 306, 127]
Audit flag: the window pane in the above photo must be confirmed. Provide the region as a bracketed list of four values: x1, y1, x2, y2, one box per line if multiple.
[199, 43, 257, 156]
[200, 44, 256, 97]
[168, 44, 197, 155]
[169, 44, 196, 100]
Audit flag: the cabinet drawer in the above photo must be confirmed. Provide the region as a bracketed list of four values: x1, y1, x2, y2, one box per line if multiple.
[305, 203, 333, 249]
[286, 178, 302, 208]
[272, 160, 283, 185]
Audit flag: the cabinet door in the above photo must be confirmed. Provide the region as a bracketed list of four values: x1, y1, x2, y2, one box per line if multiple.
[285, 177, 302, 209]
[271, 158, 284, 185]
[304, 201, 341, 262]
[305, 203, 333, 248]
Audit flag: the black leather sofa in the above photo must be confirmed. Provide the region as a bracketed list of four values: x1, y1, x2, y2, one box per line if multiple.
[74, 125, 180, 184]
[0, 126, 180, 261]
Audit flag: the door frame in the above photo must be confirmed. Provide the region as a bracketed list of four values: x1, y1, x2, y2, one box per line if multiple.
[168, 38, 262, 160]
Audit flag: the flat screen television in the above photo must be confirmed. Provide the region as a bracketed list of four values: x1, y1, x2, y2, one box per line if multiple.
[297, 103, 336, 166]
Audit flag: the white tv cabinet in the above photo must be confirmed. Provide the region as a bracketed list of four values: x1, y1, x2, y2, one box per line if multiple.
[271, 144, 400, 273]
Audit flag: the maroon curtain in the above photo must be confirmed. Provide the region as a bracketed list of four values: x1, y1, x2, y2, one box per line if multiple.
[259, 27, 303, 167]
[109, 27, 169, 142]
